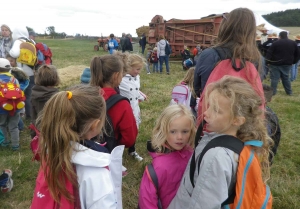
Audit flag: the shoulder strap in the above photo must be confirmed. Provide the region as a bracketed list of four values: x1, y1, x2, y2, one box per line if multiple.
[146, 164, 163, 209]
[213, 47, 245, 71]
[106, 94, 129, 111]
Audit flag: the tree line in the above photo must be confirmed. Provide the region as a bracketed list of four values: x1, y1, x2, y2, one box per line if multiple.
[263, 9, 300, 27]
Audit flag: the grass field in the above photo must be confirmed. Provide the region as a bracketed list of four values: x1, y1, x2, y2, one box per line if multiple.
[0, 29, 300, 208]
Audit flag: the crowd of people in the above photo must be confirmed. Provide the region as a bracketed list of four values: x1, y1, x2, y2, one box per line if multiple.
[0, 6, 298, 209]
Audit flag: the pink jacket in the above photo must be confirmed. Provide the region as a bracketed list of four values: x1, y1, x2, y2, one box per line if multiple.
[138, 147, 193, 209]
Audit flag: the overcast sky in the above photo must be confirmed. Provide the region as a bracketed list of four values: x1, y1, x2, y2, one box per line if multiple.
[2, 0, 299, 37]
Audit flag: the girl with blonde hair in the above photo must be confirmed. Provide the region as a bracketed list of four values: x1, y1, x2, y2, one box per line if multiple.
[168, 76, 272, 209]
[139, 105, 195, 209]
[31, 84, 124, 209]
[119, 53, 147, 161]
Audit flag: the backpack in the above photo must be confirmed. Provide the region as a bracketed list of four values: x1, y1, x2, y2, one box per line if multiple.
[0, 76, 26, 116]
[96, 94, 129, 153]
[197, 47, 264, 124]
[108, 40, 115, 49]
[35, 42, 53, 66]
[189, 121, 273, 209]
[30, 166, 81, 209]
[165, 40, 171, 55]
[170, 84, 190, 107]
[17, 38, 37, 67]
[150, 51, 158, 63]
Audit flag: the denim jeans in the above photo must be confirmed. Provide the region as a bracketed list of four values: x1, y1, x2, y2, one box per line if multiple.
[0, 112, 20, 147]
[159, 56, 170, 73]
[141, 45, 145, 54]
[290, 60, 300, 82]
[269, 64, 292, 95]
[18, 118, 24, 131]
[153, 63, 158, 72]
[24, 75, 35, 119]
[145, 63, 151, 73]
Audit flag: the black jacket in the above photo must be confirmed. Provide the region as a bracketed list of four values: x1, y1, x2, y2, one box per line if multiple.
[266, 38, 300, 65]
[123, 37, 133, 51]
[139, 36, 147, 47]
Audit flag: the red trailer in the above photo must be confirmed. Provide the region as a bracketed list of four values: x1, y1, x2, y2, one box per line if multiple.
[147, 14, 226, 57]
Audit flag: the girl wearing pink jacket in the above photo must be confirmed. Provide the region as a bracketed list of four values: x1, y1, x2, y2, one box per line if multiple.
[138, 105, 195, 209]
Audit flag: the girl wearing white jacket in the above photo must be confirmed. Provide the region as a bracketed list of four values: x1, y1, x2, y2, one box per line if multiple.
[31, 85, 124, 209]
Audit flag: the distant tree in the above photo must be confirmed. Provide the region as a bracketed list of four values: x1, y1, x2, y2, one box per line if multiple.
[263, 9, 300, 27]
[46, 26, 56, 36]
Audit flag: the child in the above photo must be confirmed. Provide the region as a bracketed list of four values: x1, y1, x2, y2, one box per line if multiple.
[119, 53, 147, 161]
[180, 45, 190, 70]
[263, 84, 281, 163]
[0, 169, 13, 193]
[30, 65, 60, 137]
[138, 105, 195, 209]
[145, 47, 153, 74]
[0, 58, 22, 150]
[0, 24, 13, 58]
[90, 54, 138, 151]
[31, 85, 124, 209]
[168, 76, 272, 209]
[151, 47, 159, 73]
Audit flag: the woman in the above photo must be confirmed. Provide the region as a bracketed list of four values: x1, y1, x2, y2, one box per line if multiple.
[157, 35, 170, 75]
[0, 24, 13, 58]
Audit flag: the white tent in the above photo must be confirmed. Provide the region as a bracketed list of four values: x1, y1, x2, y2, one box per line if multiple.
[254, 13, 288, 35]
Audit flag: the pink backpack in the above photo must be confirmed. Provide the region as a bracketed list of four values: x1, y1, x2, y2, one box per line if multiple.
[171, 84, 190, 106]
[31, 166, 81, 209]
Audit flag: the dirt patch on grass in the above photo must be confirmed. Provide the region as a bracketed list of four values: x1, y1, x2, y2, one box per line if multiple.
[58, 65, 88, 88]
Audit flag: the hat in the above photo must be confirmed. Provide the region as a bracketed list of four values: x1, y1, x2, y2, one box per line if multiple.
[294, 34, 300, 40]
[267, 34, 273, 39]
[272, 33, 278, 38]
[256, 35, 261, 41]
[29, 31, 37, 37]
[0, 58, 11, 69]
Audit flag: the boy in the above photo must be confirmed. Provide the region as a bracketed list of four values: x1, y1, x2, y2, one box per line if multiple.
[0, 58, 22, 150]
[263, 84, 281, 163]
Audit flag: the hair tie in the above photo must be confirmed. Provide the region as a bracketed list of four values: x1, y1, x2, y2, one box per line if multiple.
[66, 91, 72, 100]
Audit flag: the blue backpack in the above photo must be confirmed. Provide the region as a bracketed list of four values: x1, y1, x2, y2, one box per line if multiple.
[165, 40, 172, 55]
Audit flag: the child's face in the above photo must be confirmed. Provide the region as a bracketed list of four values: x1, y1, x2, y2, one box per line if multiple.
[1, 27, 10, 37]
[203, 91, 237, 135]
[166, 116, 191, 151]
[7, 57, 16, 67]
[129, 65, 142, 77]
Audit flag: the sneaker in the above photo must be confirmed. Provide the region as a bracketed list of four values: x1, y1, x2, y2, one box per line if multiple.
[12, 145, 19, 151]
[129, 151, 143, 161]
[0, 141, 10, 147]
[0, 169, 13, 193]
[147, 72, 151, 74]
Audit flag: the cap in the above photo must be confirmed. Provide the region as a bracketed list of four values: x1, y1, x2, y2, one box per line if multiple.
[0, 58, 11, 69]
[29, 31, 37, 37]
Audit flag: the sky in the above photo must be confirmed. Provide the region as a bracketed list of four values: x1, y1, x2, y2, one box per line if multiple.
[2, 0, 300, 37]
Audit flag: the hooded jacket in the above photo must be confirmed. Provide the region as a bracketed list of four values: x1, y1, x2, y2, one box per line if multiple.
[167, 132, 238, 209]
[138, 143, 193, 209]
[9, 26, 34, 76]
[157, 39, 168, 57]
[30, 85, 59, 125]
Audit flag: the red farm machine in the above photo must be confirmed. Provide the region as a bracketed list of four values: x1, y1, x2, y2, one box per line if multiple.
[145, 14, 226, 57]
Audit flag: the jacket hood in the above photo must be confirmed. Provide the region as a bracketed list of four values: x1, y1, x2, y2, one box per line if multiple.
[31, 85, 59, 102]
[158, 39, 167, 46]
[71, 142, 111, 168]
[12, 26, 29, 41]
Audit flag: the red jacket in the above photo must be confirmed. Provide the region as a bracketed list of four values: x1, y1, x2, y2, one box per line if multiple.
[102, 87, 137, 148]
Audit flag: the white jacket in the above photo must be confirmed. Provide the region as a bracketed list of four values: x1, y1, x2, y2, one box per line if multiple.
[119, 74, 145, 128]
[72, 143, 125, 209]
[9, 26, 34, 76]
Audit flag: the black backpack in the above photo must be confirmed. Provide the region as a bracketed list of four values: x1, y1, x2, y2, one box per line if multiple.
[92, 94, 129, 153]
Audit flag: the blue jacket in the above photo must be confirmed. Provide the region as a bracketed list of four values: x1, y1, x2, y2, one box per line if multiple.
[108, 39, 119, 54]
[80, 68, 91, 84]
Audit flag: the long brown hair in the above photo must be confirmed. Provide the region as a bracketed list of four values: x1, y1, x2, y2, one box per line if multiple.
[90, 54, 123, 87]
[216, 8, 262, 73]
[38, 84, 106, 203]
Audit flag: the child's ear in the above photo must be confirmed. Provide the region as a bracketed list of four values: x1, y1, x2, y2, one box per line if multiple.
[91, 119, 101, 131]
[233, 116, 245, 127]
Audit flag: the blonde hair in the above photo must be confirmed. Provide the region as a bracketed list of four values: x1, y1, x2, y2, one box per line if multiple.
[181, 67, 196, 98]
[151, 105, 196, 153]
[204, 75, 272, 182]
[113, 51, 131, 74]
[1, 24, 12, 39]
[90, 54, 123, 87]
[35, 65, 60, 86]
[38, 84, 106, 203]
[128, 53, 146, 72]
[158, 34, 165, 40]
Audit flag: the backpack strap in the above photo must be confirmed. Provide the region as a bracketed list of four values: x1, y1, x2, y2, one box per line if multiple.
[145, 164, 163, 209]
[213, 47, 245, 71]
[106, 94, 129, 111]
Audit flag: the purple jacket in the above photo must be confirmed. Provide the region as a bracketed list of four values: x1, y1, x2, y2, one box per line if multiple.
[138, 146, 193, 209]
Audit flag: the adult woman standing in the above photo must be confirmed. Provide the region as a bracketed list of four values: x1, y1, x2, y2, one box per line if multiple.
[0, 24, 13, 58]
[157, 35, 170, 74]
[193, 8, 265, 125]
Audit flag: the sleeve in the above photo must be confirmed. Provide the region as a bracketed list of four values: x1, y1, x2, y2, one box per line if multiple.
[157, 43, 160, 58]
[114, 40, 119, 49]
[293, 44, 300, 64]
[9, 40, 22, 58]
[138, 170, 159, 209]
[197, 48, 220, 90]
[191, 148, 235, 209]
[20, 80, 29, 91]
[265, 44, 274, 63]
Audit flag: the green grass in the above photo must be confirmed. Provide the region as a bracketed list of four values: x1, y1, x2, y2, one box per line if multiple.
[0, 38, 300, 209]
